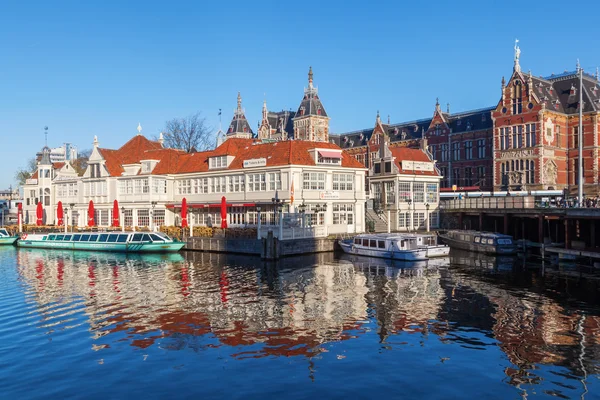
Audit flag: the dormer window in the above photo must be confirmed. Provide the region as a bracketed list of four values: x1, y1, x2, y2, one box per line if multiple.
[228, 125, 234, 133]
[317, 106, 322, 115]
[210, 155, 228, 169]
[316, 150, 342, 165]
[554, 100, 560, 110]
[300, 106, 305, 116]
[457, 120, 462, 126]
[142, 161, 152, 173]
[592, 85, 598, 96]
[548, 86, 554, 95]
[466, 121, 472, 130]
[570, 84, 576, 96]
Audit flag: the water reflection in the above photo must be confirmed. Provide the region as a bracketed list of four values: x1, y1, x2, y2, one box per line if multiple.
[11, 248, 600, 398]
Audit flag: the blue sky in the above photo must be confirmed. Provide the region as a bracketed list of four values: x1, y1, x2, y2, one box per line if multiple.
[1, 0, 599, 190]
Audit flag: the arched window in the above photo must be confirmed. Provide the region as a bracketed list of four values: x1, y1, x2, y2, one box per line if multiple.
[512, 80, 523, 114]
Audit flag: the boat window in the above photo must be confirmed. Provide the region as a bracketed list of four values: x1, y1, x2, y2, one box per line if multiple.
[378, 240, 385, 249]
[88, 235, 99, 242]
[98, 234, 109, 243]
[117, 235, 128, 243]
[48, 235, 56, 241]
[150, 234, 165, 242]
[354, 238, 361, 245]
[487, 238, 495, 245]
[72, 234, 81, 242]
[362, 239, 369, 246]
[132, 233, 144, 242]
[0, 229, 8, 236]
[42, 236, 47, 241]
[56, 235, 64, 241]
[498, 239, 512, 245]
[474, 237, 480, 243]
[369, 239, 377, 248]
[81, 234, 90, 241]
[107, 234, 118, 243]
[64, 235, 72, 241]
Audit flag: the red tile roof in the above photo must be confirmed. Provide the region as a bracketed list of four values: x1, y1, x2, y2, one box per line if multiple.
[95, 135, 365, 177]
[389, 147, 439, 176]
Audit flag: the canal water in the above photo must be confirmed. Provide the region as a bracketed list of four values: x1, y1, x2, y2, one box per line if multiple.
[0, 246, 599, 399]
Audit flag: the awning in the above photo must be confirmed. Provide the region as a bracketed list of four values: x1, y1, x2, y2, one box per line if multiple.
[166, 203, 257, 209]
[318, 150, 342, 158]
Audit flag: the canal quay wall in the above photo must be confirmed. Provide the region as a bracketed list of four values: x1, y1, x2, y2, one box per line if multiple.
[441, 201, 600, 252]
[184, 234, 337, 260]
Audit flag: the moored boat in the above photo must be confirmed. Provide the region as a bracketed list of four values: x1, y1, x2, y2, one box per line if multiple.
[0, 228, 18, 246]
[438, 230, 516, 255]
[16, 231, 185, 253]
[339, 233, 428, 261]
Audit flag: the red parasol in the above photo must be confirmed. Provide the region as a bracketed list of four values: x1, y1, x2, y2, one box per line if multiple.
[181, 197, 188, 228]
[112, 200, 120, 227]
[88, 200, 95, 226]
[56, 201, 64, 226]
[36, 201, 43, 226]
[220, 196, 228, 228]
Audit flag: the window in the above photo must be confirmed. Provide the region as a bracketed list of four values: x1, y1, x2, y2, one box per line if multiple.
[426, 183, 438, 203]
[124, 209, 133, 227]
[228, 175, 245, 192]
[141, 179, 149, 194]
[464, 167, 473, 186]
[305, 204, 325, 226]
[440, 167, 448, 188]
[385, 181, 395, 204]
[136, 209, 150, 227]
[211, 176, 226, 193]
[429, 211, 439, 228]
[268, 172, 282, 191]
[413, 182, 425, 203]
[512, 80, 523, 114]
[317, 155, 341, 165]
[512, 126, 518, 149]
[333, 174, 354, 191]
[414, 212, 425, 229]
[303, 172, 325, 190]
[153, 179, 167, 194]
[573, 126, 583, 148]
[210, 156, 227, 169]
[556, 125, 561, 147]
[398, 213, 406, 228]
[516, 125, 523, 148]
[477, 166, 486, 185]
[452, 142, 460, 161]
[178, 179, 191, 195]
[153, 210, 165, 227]
[398, 182, 411, 202]
[332, 203, 354, 225]
[465, 141, 473, 160]
[452, 168, 460, 186]
[142, 161, 152, 173]
[477, 139, 486, 158]
[441, 144, 449, 162]
[248, 173, 266, 191]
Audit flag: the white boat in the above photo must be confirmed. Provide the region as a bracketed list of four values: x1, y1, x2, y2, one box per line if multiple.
[338, 233, 428, 261]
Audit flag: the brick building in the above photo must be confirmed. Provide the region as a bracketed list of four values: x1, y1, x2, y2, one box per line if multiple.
[492, 42, 600, 195]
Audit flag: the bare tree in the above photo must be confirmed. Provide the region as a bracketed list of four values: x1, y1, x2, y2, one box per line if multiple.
[162, 112, 213, 153]
[14, 158, 38, 185]
[71, 148, 91, 175]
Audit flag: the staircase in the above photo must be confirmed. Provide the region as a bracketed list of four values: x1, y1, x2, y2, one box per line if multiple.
[365, 208, 389, 233]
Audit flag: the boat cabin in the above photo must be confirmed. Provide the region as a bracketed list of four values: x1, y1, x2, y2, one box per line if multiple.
[352, 234, 419, 251]
[42, 232, 172, 243]
[0, 228, 10, 237]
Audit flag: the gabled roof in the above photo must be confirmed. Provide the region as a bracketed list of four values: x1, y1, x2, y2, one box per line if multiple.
[389, 147, 439, 176]
[97, 135, 165, 177]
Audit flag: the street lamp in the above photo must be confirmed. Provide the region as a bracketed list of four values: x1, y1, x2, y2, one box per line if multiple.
[256, 206, 262, 239]
[69, 203, 75, 232]
[407, 198, 413, 232]
[150, 201, 157, 231]
[425, 203, 430, 232]
[121, 206, 125, 232]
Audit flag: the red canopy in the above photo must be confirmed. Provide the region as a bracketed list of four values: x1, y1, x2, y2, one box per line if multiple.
[181, 197, 188, 228]
[112, 200, 120, 227]
[56, 201, 64, 226]
[88, 200, 95, 227]
[220, 196, 228, 229]
[36, 201, 43, 226]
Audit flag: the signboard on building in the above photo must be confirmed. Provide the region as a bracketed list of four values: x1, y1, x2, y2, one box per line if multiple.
[319, 191, 340, 200]
[26, 179, 38, 185]
[402, 161, 434, 172]
[243, 158, 267, 168]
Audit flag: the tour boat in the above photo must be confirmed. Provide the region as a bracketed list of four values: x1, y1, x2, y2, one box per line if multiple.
[16, 231, 185, 253]
[339, 233, 428, 261]
[438, 230, 516, 255]
[0, 228, 18, 246]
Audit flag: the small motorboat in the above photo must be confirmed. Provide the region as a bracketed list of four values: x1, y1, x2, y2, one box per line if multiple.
[0, 228, 18, 246]
[439, 230, 516, 255]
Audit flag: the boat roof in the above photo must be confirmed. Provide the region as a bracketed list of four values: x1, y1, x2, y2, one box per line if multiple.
[446, 230, 512, 239]
[355, 233, 418, 240]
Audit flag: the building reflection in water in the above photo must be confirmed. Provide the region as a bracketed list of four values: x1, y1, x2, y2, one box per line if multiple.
[14, 248, 600, 394]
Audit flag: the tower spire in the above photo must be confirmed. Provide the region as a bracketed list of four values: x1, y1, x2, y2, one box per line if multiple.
[308, 66, 313, 88]
[236, 92, 242, 114]
[44, 126, 48, 147]
[262, 98, 268, 120]
[137, 123, 142, 135]
[514, 39, 521, 72]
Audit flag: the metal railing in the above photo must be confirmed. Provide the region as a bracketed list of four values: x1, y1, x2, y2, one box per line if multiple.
[440, 196, 537, 210]
[258, 225, 328, 240]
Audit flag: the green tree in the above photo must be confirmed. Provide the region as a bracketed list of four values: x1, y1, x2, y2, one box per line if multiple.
[14, 158, 38, 185]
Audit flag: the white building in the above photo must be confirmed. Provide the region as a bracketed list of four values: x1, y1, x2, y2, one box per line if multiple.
[22, 130, 368, 236]
[368, 133, 442, 232]
[36, 143, 78, 163]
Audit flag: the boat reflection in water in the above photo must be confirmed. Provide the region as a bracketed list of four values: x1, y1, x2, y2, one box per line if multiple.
[11, 248, 600, 398]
